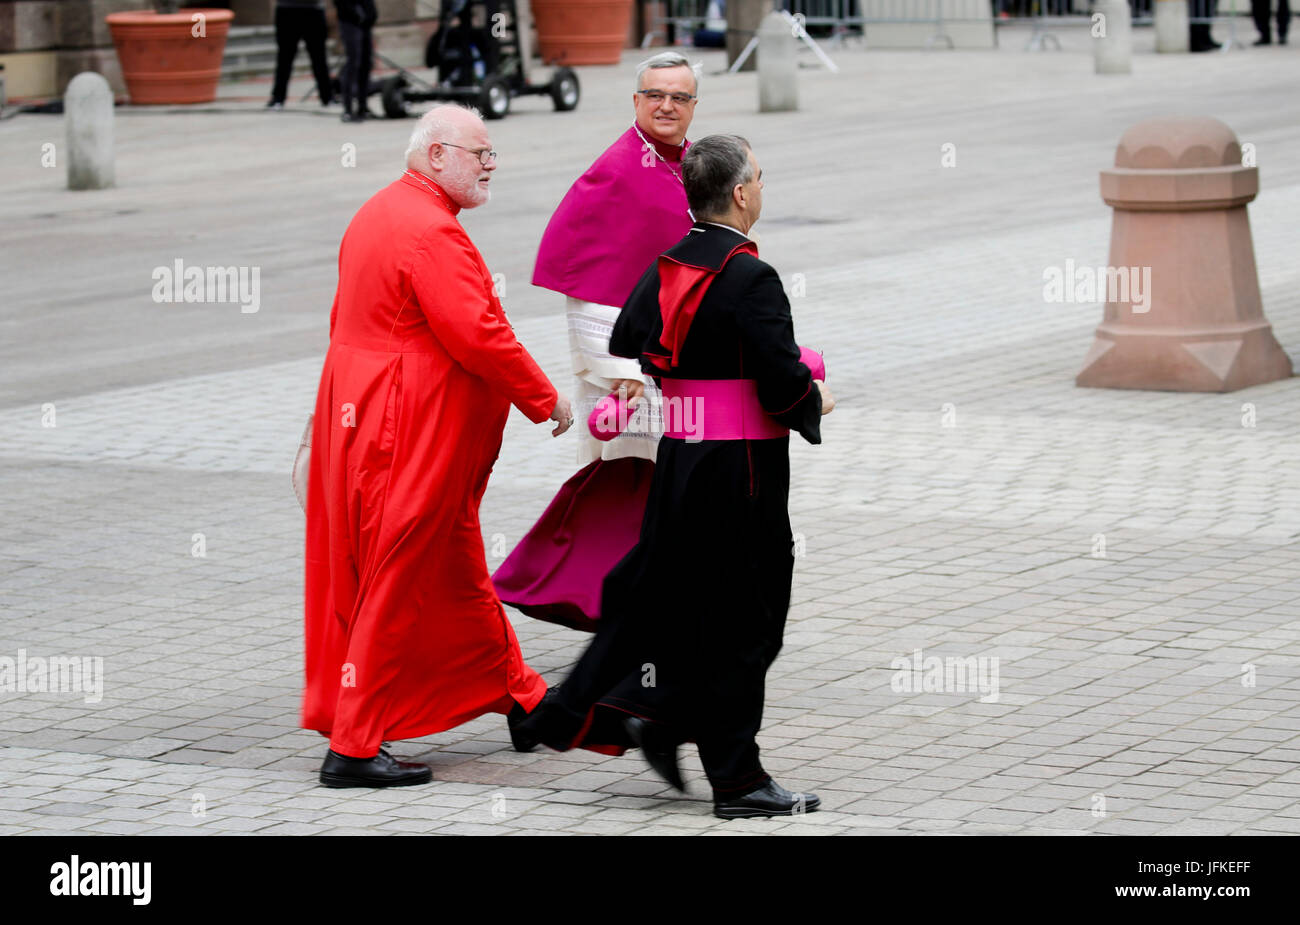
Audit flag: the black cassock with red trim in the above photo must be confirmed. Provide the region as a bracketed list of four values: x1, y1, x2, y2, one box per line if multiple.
[516, 222, 823, 799]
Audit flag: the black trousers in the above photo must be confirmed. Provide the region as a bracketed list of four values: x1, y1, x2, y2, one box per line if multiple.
[1252, 0, 1291, 39]
[1189, 0, 1219, 46]
[271, 6, 333, 104]
[338, 20, 374, 115]
[528, 437, 795, 799]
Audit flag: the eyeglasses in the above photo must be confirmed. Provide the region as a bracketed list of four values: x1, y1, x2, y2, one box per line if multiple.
[636, 89, 697, 106]
[435, 141, 497, 165]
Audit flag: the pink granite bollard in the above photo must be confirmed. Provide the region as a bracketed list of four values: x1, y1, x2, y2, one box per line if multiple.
[1076, 116, 1293, 392]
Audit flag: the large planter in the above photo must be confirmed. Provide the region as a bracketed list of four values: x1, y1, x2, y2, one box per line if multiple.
[105, 9, 235, 104]
[531, 0, 633, 66]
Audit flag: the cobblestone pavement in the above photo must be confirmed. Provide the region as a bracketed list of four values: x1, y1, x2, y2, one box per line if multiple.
[1, 35, 1298, 835]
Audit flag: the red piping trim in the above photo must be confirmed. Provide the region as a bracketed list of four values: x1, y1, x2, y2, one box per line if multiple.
[659, 239, 755, 274]
[566, 706, 598, 751]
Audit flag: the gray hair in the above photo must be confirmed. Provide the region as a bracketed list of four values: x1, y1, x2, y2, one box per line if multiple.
[635, 51, 701, 94]
[404, 103, 484, 163]
[682, 134, 753, 219]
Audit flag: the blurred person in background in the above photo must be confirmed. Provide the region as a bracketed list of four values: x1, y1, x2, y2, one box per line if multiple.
[1251, 0, 1289, 43]
[266, 0, 334, 111]
[335, 0, 377, 121]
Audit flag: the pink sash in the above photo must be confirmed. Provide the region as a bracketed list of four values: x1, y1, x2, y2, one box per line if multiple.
[660, 378, 789, 441]
[586, 347, 824, 442]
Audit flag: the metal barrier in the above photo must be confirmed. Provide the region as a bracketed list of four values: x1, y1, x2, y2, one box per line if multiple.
[1020, 1, 1247, 52]
[787, 1, 987, 49]
[642, 0, 1251, 52]
[728, 8, 842, 69]
[641, 0, 713, 47]
[644, 1, 1005, 50]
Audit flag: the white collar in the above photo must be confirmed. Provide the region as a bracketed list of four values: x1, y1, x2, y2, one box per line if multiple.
[696, 221, 751, 240]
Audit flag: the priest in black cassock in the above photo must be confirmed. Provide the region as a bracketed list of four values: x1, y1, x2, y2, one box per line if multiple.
[512, 134, 835, 819]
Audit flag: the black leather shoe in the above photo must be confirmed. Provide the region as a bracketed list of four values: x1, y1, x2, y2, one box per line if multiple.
[714, 780, 821, 819]
[623, 716, 685, 792]
[507, 688, 558, 752]
[319, 748, 431, 788]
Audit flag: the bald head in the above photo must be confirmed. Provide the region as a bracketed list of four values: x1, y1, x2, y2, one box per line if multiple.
[404, 104, 496, 209]
[405, 105, 483, 169]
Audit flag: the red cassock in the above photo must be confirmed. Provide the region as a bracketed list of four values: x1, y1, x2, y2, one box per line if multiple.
[302, 171, 557, 758]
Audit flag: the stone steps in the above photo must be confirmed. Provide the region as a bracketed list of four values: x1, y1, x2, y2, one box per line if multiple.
[222, 25, 305, 82]
[220, 23, 429, 83]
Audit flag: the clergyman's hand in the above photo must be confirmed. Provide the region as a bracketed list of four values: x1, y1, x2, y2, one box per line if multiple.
[612, 378, 646, 409]
[550, 394, 574, 437]
[815, 380, 835, 416]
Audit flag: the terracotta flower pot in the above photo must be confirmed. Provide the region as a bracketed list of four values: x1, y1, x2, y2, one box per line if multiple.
[531, 0, 633, 66]
[105, 9, 235, 104]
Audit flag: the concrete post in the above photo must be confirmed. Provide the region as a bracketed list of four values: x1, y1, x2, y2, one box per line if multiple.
[65, 71, 115, 191]
[758, 11, 797, 112]
[1076, 116, 1292, 392]
[727, 0, 770, 72]
[516, 0, 535, 84]
[1154, 0, 1190, 52]
[1093, 0, 1133, 75]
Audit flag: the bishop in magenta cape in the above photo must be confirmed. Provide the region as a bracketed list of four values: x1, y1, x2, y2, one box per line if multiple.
[491, 126, 694, 630]
[532, 125, 694, 308]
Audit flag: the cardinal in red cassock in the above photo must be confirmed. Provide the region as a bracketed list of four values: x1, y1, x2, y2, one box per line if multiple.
[303, 105, 575, 788]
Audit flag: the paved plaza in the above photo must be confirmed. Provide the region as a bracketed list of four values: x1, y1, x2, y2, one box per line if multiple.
[1, 28, 1298, 835]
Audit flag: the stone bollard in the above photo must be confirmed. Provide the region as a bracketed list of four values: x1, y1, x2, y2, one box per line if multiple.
[727, 0, 769, 72]
[1154, 0, 1190, 52]
[1076, 117, 1292, 392]
[65, 72, 115, 191]
[1093, 0, 1132, 75]
[758, 11, 797, 112]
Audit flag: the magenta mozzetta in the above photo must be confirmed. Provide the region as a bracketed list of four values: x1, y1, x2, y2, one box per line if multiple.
[532, 125, 694, 306]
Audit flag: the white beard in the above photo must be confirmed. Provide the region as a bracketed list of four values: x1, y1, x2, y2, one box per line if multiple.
[442, 156, 490, 208]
